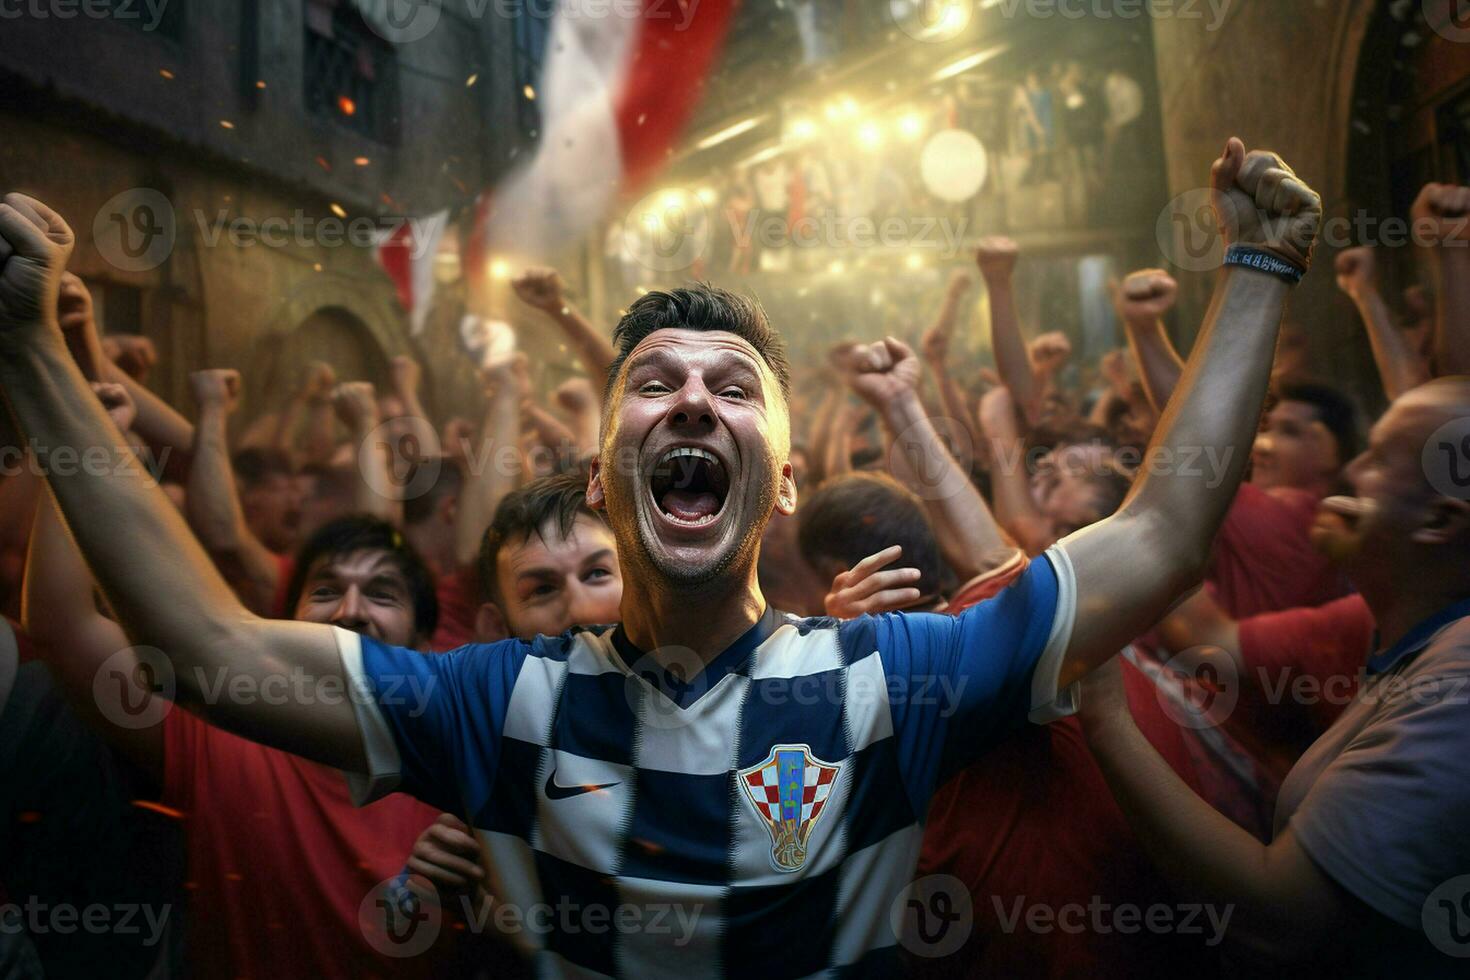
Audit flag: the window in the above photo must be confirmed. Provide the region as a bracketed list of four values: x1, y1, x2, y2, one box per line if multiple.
[304, 1, 398, 143]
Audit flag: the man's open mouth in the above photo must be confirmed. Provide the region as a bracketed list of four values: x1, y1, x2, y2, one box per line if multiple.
[649, 447, 730, 527]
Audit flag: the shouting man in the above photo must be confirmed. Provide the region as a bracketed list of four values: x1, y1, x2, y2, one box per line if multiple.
[0, 138, 1320, 976]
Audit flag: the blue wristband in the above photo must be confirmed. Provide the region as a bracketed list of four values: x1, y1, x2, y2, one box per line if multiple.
[1224, 245, 1305, 284]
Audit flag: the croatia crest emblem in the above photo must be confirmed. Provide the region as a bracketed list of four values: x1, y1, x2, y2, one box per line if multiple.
[739, 744, 843, 873]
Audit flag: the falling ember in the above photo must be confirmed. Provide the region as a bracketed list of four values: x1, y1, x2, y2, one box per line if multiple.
[17, 811, 41, 824]
[313, 263, 323, 273]
[329, 202, 347, 219]
[316, 155, 332, 172]
[256, 80, 267, 90]
[523, 84, 536, 100]
[354, 156, 370, 167]
[159, 69, 175, 80]
[466, 73, 478, 87]
[220, 119, 235, 129]
[338, 95, 357, 116]
[132, 799, 186, 819]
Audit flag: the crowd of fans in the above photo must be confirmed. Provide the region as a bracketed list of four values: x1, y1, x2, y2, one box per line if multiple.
[1, 139, 1469, 979]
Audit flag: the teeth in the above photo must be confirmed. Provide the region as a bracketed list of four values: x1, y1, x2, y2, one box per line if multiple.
[659, 447, 719, 467]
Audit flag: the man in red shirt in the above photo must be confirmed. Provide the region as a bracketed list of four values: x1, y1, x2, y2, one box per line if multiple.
[797, 466, 1216, 977]
[23, 407, 462, 980]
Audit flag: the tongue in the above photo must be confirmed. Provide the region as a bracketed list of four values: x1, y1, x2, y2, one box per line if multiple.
[663, 489, 721, 522]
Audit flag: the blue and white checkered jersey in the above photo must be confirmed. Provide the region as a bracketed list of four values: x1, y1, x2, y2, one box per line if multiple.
[338, 545, 1080, 978]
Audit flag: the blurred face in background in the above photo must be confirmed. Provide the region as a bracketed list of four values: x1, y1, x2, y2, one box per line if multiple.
[488, 515, 622, 640]
[242, 473, 303, 554]
[1251, 399, 1340, 495]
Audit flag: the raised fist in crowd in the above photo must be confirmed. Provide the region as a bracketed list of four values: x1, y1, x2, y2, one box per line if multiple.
[1411, 183, 1470, 245]
[1028, 331, 1072, 376]
[390, 355, 421, 398]
[511, 266, 567, 313]
[190, 368, 242, 414]
[103, 335, 157, 383]
[974, 236, 1020, 282]
[300, 361, 337, 403]
[1210, 138, 1323, 270]
[92, 380, 137, 434]
[333, 381, 379, 431]
[1115, 269, 1179, 323]
[1333, 247, 1378, 301]
[842, 337, 922, 407]
[0, 192, 73, 333]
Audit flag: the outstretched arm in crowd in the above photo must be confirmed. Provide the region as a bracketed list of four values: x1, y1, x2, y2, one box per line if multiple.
[0, 193, 367, 772]
[1411, 182, 1470, 376]
[977, 384, 1053, 555]
[977, 237, 1047, 425]
[511, 267, 615, 394]
[335, 380, 403, 526]
[270, 361, 338, 466]
[1334, 246, 1430, 400]
[1055, 138, 1323, 687]
[844, 337, 1010, 582]
[1116, 269, 1185, 414]
[22, 382, 164, 780]
[186, 369, 282, 615]
[453, 360, 523, 568]
[920, 271, 982, 451]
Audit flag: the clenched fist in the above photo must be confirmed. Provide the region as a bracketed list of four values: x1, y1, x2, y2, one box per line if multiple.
[975, 236, 1020, 282]
[1411, 183, 1470, 245]
[1210, 138, 1322, 271]
[0, 193, 74, 335]
[1334, 247, 1378, 300]
[1028, 332, 1072, 376]
[92, 381, 137, 434]
[299, 361, 337, 403]
[511, 267, 566, 313]
[190, 368, 242, 414]
[1115, 270, 1178, 323]
[102, 335, 156, 383]
[842, 337, 922, 406]
[333, 381, 378, 430]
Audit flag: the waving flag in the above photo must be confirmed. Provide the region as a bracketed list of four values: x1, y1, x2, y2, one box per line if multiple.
[374, 208, 451, 336]
[467, 0, 736, 271]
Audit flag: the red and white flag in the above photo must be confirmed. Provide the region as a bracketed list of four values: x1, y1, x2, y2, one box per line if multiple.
[375, 208, 451, 335]
[467, 0, 736, 272]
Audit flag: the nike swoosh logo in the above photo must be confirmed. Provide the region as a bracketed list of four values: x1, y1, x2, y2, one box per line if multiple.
[544, 770, 619, 800]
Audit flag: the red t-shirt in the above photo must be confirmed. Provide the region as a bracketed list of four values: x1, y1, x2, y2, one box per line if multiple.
[431, 565, 479, 651]
[916, 569, 1215, 977]
[163, 711, 456, 979]
[1236, 592, 1374, 759]
[1209, 483, 1350, 618]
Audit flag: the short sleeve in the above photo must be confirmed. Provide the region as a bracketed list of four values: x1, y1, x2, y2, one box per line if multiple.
[1286, 663, 1470, 928]
[860, 546, 1075, 807]
[335, 627, 530, 815]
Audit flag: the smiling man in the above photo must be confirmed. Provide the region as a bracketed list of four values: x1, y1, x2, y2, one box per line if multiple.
[0, 139, 1322, 976]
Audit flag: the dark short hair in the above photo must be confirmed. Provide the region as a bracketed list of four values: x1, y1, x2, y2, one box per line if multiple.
[233, 448, 294, 490]
[285, 515, 438, 638]
[797, 473, 944, 600]
[604, 284, 791, 405]
[1277, 381, 1362, 466]
[478, 471, 608, 603]
[403, 458, 464, 526]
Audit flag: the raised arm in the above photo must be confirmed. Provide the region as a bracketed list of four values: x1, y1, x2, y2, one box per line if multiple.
[844, 337, 1010, 582]
[977, 237, 1044, 424]
[1334, 246, 1430, 400]
[335, 380, 403, 526]
[511, 267, 615, 394]
[1116, 269, 1185, 414]
[0, 193, 364, 772]
[185, 368, 282, 615]
[22, 382, 163, 779]
[977, 384, 1053, 555]
[1056, 138, 1323, 687]
[920, 271, 983, 451]
[454, 361, 523, 568]
[1410, 183, 1470, 376]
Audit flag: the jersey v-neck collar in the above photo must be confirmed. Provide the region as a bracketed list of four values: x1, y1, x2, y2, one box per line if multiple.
[610, 606, 782, 709]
